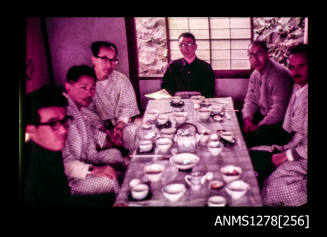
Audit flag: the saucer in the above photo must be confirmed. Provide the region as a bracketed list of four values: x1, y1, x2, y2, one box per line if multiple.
[156, 120, 172, 129]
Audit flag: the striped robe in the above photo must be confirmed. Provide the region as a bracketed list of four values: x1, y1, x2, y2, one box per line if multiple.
[88, 70, 140, 151]
[262, 84, 308, 206]
[62, 93, 124, 195]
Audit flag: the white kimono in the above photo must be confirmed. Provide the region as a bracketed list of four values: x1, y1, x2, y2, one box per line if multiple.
[62, 93, 124, 195]
[262, 84, 308, 206]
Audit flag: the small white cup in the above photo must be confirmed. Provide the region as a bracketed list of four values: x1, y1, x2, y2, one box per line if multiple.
[173, 112, 187, 124]
[144, 163, 165, 182]
[131, 184, 149, 200]
[207, 141, 223, 156]
[199, 108, 211, 121]
[139, 139, 153, 152]
[156, 137, 173, 153]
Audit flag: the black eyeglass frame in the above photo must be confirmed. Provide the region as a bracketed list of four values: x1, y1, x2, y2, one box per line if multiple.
[95, 55, 120, 64]
[35, 115, 73, 131]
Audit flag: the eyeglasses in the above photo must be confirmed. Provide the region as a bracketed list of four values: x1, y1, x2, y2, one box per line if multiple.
[179, 42, 196, 48]
[248, 51, 266, 58]
[36, 115, 73, 131]
[95, 55, 119, 64]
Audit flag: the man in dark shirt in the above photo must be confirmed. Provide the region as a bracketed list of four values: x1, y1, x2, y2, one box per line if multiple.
[22, 86, 73, 206]
[161, 32, 215, 98]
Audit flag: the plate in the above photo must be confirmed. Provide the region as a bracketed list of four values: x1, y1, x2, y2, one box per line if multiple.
[170, 153, 200, 170]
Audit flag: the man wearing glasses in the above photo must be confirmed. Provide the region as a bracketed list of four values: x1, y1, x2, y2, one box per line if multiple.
[161, 32, 215, 98]
[23, 86, 73, 206]
[241, 40, 293, 148]
[89, 41, 139, 152]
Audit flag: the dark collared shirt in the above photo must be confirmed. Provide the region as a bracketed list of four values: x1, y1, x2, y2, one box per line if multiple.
[161, 57, 215, 98]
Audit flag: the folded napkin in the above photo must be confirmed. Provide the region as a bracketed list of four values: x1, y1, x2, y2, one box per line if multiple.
[145, 89, 172, 100]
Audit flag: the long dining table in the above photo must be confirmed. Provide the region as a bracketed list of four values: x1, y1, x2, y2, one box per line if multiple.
[114, 97, 263, 206]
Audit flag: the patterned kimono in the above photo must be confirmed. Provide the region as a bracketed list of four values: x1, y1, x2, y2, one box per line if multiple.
[89, 70, 140, 151]
[262, 84, 308, 206]
[62, 93, 124, 195]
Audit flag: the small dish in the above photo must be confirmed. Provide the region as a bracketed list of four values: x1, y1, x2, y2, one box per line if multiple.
[209, 180, 224, 190]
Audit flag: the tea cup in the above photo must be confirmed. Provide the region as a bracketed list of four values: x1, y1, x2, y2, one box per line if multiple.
[155, 137, 173, 153]
[138, 139, 153, 152]
[144, 163, 165, 182]
[199, 108, 211, 121]
[131, 184, 149, 200]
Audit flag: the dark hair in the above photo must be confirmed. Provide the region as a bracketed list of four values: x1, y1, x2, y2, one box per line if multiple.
[66, 65, 96, 84]
[289, 44, 308, 59]
[178, 32, 196, 42]
[249, 40, 268, 52]
[24, 86, 67, 126]
[91, 41, 118, 57]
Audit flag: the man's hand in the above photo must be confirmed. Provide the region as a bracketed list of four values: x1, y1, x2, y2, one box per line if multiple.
[91, 165, 117, 180]
[271, 152, 288, 167]
[243, 118, 258, 133]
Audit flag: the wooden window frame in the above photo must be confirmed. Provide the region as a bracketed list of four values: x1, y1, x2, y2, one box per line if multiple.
[126, 17, 254, 84]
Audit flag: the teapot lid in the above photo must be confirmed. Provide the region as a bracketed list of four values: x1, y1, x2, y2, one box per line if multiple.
[175, 123, 198, 136]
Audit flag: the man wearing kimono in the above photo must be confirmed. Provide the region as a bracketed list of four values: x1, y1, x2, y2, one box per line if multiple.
[62, 65, 125, 196]
[250, 44, 308, 206]
[89, 41, 140, 152]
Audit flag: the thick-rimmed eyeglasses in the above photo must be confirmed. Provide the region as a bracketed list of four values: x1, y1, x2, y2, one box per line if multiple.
[36, 115, 73, 131]
[96, 55, 120, 64]
[179, 42, 196, 48]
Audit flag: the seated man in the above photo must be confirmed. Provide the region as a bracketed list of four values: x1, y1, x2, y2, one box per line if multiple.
[22, 86, 73, 206]
[89, 41, 140, 152]
[242, 40, 293, 148]
[250, 44, 308, 206]
[62, 65, 126, 196]
[161, 32, 215, 98]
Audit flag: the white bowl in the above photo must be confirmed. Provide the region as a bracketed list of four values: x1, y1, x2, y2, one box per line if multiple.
[138, 140, 153, 152]
[221, 165, 242, 183]
[144, 163, 165, 182]
[208, 196, 227, 207]
[173, 111, 187, 124]
[170, 153, 200, 170]
[225, 180, 249, 199]
[131, 184, 149, 200]
[155, 137, 173, 153]
[162, 183, 186, 202]
[207, 141, 223, 156]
